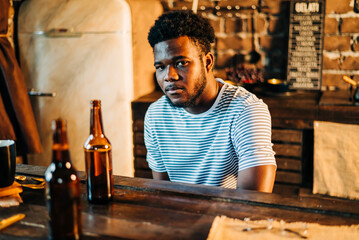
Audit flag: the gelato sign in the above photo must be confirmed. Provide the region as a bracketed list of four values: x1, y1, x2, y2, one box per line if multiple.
[287, 0, 325, 90]
[295, 2, 320, 13]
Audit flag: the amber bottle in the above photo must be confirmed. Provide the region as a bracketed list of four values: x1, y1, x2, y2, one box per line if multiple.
[45, 119, 82, 240]
[84, 100, 114, 204]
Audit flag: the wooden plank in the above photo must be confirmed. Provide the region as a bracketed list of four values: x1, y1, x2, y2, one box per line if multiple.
[133, 119, 145, 132]
[131, 102, 152, 121]
[135, 169, 152, 179]
[275, 171, 302, 184]
[276, 157, 301, 171]
[273, 143, 302, 157]
[273, 183, 300, 195]
[114, 180, 359, 219]
[113, 185, 359, 225]
[261, 91, 319, 122]
[272, 118, 313, 129]
[135, 145, 147, 157]
[319, 89, 352, 106]
[134, 132, 144, 145]
[134, 157, 149, 169]
[319, 105, 359, 125]
[113, 187, 359, 226]
[272, 129, 302, 143]
[318, 91, 359, 124]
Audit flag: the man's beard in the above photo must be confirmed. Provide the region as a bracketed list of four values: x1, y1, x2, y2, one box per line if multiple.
[167, 65, 207, 108]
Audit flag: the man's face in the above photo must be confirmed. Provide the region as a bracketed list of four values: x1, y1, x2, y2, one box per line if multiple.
[153, 36, 207, 108]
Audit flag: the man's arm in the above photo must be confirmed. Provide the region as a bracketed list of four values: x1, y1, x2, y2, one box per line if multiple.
[237, 165, 276, 193]
[152, 170, 170, 181]
[145, 107, 169, 181]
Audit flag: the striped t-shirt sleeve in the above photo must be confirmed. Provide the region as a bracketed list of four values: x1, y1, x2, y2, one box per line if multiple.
[231, 98, 276, 171]
[144, 110, 166, 172]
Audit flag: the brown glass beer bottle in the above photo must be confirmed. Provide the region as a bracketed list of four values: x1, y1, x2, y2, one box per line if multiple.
[84, 100, 114, 203]
[45, 119, 82, 240]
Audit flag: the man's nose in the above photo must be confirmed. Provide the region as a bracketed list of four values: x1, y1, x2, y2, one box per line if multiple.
[164, 65, 179, 82]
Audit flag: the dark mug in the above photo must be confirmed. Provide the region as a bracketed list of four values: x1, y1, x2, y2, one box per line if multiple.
[0, 140, 16, 188]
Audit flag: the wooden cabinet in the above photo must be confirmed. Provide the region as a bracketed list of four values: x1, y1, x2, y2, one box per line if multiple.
[131, 89, 359, 195]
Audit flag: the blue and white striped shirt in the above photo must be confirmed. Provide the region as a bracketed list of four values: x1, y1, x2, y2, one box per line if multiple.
[144, 79, 276, 189]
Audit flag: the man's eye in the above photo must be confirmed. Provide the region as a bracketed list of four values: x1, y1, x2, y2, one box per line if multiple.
[176, 61, 189, 67]
[155, 65, 164, 71]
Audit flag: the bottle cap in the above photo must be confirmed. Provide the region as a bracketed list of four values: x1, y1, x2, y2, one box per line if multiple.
[90, 99, 101, 107]
[52, 118, 66, 131]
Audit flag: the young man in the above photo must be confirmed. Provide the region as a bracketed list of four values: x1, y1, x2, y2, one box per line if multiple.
[145, 10, 276, 192]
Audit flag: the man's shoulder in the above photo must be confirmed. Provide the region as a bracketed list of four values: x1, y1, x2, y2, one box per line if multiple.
[222, 83, 258, 103]
[219, 83, 268, 115]
[146, 95, 174, 117]
[148, 95, 170, 109]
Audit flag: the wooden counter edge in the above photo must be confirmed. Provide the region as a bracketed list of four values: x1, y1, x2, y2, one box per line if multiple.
[15, 164, 359, 218]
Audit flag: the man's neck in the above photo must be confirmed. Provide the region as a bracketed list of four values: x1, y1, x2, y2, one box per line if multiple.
[184, 78, 223, 114]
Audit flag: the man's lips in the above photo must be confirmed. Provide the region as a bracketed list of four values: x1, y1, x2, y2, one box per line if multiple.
[165, 85, 185, 95]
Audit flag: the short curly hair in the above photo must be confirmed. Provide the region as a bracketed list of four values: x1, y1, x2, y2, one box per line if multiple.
[148, 10, 215, 55]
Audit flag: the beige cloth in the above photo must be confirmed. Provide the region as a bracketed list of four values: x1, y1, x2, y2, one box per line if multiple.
[0, 182, 22, 207]
[207, 216, 359, 240]
[313, 121, 359, 200]
[0, 194, 22, 207]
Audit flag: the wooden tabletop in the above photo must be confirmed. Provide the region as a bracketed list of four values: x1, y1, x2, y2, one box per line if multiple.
[1, 164, 359, 239]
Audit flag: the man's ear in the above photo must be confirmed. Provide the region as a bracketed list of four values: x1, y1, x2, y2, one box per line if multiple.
[205, 52, 214, 72]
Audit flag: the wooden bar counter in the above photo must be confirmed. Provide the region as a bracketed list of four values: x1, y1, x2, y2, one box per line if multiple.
[0, 164, 359, 239]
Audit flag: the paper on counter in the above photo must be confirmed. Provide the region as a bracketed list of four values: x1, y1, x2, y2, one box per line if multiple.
[207, 216, 359, 240]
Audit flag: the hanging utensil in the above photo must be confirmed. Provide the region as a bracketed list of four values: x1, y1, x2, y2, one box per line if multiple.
[245, 6, 261, 64]
[343, 75, 359, 102]
[343, 75, 358, 86]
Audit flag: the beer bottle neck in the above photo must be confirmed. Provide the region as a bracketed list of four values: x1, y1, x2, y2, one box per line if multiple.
[90, 106, 105, 137]
[52, 119, 71, 163]
[52, 147, 71, 163]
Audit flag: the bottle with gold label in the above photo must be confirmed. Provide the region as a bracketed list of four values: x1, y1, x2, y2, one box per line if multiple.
[45, 118, 82, 240]
[84, 100, 114, 204]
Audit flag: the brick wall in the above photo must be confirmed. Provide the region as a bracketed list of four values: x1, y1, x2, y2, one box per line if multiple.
[323, 0, 359, 89]
[160, 0, 359, 89]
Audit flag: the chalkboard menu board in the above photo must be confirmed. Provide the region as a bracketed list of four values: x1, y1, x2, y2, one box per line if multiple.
[287, 0, 325, 90]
